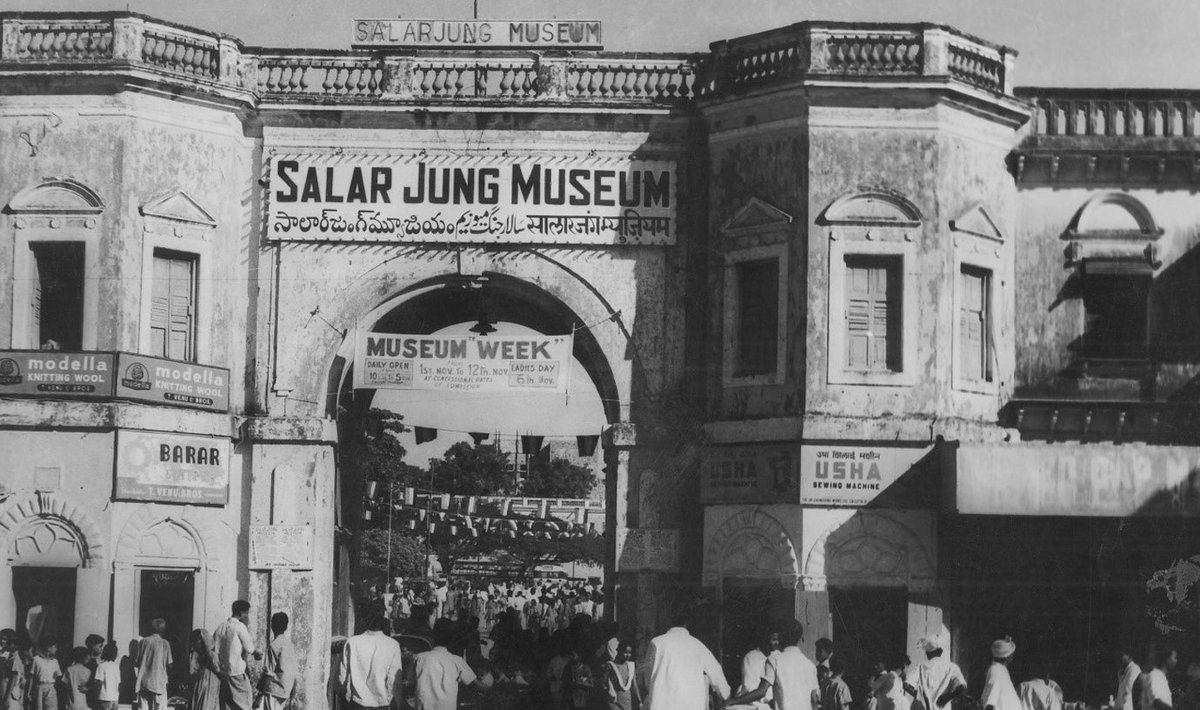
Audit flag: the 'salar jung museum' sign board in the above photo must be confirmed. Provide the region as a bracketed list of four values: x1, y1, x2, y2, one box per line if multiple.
[353, 19, 602, 49]
[267, 154, 676, 246]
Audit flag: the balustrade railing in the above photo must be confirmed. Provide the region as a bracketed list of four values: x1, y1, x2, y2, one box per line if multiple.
[6, 20, 112, 61]
[141, 26, 219, 80]
[1019, 90, 1200, 138]
[0, 14, 1016, 106]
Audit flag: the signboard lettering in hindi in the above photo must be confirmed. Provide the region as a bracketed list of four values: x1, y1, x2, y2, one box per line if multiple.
[115, 430, 231, 505]
[0, 351, 113, 397]
[115, 353, 230, 412]
[799, 444, 932, 506]
[267, 155, 675, 245]
[354, 332, 573, 393]
[249, 525, 315, 570]
[353, 19, 602, 49]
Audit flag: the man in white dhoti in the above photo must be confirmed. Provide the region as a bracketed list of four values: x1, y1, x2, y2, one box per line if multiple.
[982, 638, 1021, 710]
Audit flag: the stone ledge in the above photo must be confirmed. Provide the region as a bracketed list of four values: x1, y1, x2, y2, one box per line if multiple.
[0, 398, 232, 437]
[243, 416, 338, 444]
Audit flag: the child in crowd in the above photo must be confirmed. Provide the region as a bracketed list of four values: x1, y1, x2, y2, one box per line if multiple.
[61, 647, 90, 710]
[92, 642, 120, 710]
[28, 640, 60, 710]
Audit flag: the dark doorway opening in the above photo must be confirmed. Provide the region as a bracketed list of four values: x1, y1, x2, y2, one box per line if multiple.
[829, 585, 908, 698]
[138, 569, 195, 696]
[719, 579, 796, 685]
[12, 566, 77, 650]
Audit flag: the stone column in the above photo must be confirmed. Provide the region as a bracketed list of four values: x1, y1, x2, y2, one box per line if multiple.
[245, 417, 338, 710]
[797, 579, 831, 658]
[73, 562, 110, 645]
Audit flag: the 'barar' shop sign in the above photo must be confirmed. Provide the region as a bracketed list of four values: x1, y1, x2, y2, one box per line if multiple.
[267, 154, 675, 245]
[354, 332, 573, 393]
[353, 19, 602, 49]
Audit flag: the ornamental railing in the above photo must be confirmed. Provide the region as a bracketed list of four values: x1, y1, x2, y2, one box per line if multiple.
[0, 14, 1015, 107]
[1017, 88, 1200, 138]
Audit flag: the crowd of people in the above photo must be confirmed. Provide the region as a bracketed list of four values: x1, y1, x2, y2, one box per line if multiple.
[343, 581, 1200, 710]
[0, 600, 294, 710]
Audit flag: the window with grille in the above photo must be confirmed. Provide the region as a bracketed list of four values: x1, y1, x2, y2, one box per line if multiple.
[959, 266, 992, 382]
[149, 249, 197, 361]
[734, 258, 780, 377]
[844, 255, 901, 372]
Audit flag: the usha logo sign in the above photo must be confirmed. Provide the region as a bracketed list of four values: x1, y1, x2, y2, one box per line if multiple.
[353, 19, 602, 49]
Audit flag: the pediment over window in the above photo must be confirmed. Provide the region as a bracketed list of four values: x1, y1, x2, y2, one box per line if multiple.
[7, 178, 103, 214]
[1068, 193, 1161, 237]
[721, 197, 793, 235]
[1063, 193, 1163, 273]
[950, 204, 1003, 242]
[821, 190, 921, 228]
[140, 190, 217, 227]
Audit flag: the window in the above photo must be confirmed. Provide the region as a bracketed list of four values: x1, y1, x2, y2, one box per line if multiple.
[735, 258, 780, 376]
[29, 242, 86, 351]
[149, 249, 197, 361]
[958, 266, 993, 382]
[844, 256, 901, 372]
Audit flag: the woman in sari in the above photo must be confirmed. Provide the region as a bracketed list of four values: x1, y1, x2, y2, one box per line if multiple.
[188, 629, 220, 710]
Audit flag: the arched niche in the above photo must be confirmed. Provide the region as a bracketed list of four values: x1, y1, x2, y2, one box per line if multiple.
[702, 508, 800, 588]
[803, 511, 935, 592]
[1068, 193, 1161, 237]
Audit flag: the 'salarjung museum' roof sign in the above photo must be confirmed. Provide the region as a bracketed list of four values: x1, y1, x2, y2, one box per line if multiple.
[353, 19, 603, 49]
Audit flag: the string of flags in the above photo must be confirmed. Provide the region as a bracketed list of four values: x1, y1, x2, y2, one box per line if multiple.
[404, 426, 601, 457]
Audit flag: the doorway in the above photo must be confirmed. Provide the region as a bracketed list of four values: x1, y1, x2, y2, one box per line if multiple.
[12, 566, 76, 649]
[829, 586, 908, 699]
[138, 569, 194, 696]
[719, 579, 796, 685]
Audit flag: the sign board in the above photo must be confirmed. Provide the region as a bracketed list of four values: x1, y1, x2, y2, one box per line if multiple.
[354, 332, 573, 393]
[618, 528, 679, 571]
[799, 444, 932, 506]
[115, 430, 230, 505]
[0, 351, 113, 398]
[115, 353, 230, 412]
[267, 155, 675, 245]
[353, 19, 602, 49]
[249, 525, 315, 569]
[700, 444, 801, 503]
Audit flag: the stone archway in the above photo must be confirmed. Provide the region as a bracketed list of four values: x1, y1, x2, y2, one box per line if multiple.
[111, 505, 224, 645]
[0, 491, 106, 566]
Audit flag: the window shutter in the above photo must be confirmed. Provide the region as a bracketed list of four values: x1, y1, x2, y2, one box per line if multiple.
[846, 258, 899, 371]
[151, 252, 196, 361]
[959, 268, 988, 382]
[29, 249, 42, 344]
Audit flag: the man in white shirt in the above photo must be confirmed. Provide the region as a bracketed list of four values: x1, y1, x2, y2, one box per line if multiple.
[725, 626, 781, 709]
[339, 613, 404, 710]
[762, 621, 819, 710]
[1117, 649, 1143, 710]
[915, 633, 966, 710]
[413, 619, 490, 710]
[1142, 646, 1177, 710]
[642, 608, 730, 710]
[213, 600, 260, 710]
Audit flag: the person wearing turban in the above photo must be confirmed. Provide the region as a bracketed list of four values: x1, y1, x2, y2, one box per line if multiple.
[982, 637, 1021, 710]
[914, 632, 966, 710]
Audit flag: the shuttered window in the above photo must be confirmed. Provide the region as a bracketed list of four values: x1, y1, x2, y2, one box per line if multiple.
[959, 266, 992, 382]
[150, 250, 197, 361]
[735, 258, 780, 376]
[845, 256, 901, 372]
[30, 242, 85, 351]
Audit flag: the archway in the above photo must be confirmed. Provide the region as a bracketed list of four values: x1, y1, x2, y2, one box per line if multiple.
[326, 271, 625, 634]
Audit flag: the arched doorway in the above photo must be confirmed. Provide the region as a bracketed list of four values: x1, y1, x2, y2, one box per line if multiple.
[326, 270, 625, 631]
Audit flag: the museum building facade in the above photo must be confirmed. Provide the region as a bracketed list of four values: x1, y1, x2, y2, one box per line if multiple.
[0, 11, 1198, 705]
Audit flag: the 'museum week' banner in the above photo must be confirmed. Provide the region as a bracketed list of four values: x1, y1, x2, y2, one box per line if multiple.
[267, 154, 675, 245]
[354, 332, 573, 393]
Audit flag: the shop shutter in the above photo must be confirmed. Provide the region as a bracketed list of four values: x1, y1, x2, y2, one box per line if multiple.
[150, 251, 196, 361]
